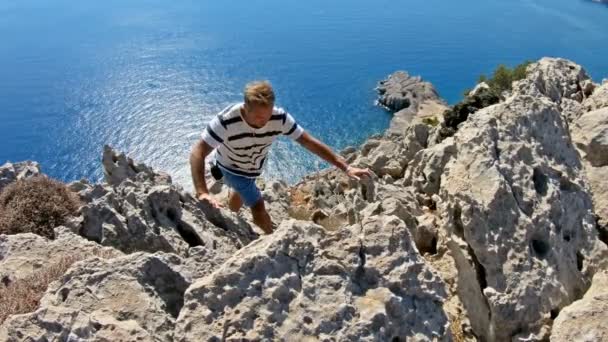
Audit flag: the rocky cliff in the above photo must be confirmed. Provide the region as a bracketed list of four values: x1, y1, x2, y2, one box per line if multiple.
[1, 57, 607, 341]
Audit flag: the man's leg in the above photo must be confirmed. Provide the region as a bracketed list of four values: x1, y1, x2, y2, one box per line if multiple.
[251, 199, 273, 234]
[228, 190, 243, 212]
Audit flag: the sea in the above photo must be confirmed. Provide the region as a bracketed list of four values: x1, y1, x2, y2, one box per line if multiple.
[1, 0, 607, 187]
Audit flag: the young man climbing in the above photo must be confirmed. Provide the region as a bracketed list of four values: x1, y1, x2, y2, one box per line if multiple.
[190, 81, 371, 234]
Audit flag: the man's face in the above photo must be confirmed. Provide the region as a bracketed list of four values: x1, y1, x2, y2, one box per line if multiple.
[243, 103, 273, 128]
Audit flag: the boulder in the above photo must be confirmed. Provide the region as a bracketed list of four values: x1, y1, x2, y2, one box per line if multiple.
[102, 145, 171, 187]
[0, 161, 41, 192]
[174, 218, 451, 341]
[571, 106, 608, 232]
[71, 148, 257, 265]
[0, 252, 189, 341]
[571, 107, 608, 167]
[0, 228, 120, 287]
[550, 270, 608, 342]
[434, 94, 608, 340]
[513, 57, 592, 103]
[583, 81, 608, 111]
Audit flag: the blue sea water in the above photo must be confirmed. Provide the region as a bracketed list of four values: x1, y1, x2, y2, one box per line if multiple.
[1, 0, 607, 187]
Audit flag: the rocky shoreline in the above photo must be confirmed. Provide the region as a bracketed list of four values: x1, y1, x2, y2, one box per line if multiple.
[1, 57, 607, 341]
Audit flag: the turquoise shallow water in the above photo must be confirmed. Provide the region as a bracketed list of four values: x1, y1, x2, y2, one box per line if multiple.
[1, 0, 607, 186]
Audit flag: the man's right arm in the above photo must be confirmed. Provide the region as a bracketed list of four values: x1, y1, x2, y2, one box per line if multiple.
[189, 139, 222, 208]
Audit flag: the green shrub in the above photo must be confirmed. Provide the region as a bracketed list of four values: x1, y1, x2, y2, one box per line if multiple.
[0, 176, 81, 239]
[478, 60, 532, 95]
[439, 60, 532, 141]
[422, 116, 440, 127]
[440, 86, 501, 140]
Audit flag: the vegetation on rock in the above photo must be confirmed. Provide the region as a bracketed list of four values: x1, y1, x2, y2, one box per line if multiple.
[438, 61, 532, 140]
[0, 176, 81, 239]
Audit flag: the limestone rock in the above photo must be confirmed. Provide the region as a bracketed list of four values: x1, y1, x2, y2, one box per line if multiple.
[0, 252, 189, 342]
[0, 161, 41, 192]
[376, 71, 448, 134]
[583, 81, 608, 111]
[550, 270, 608, 342]
[260, 179, 293, 224]
[362, 140, 407, 178]
[469, 82, 490, 97]
[102, 145, 172, 187]
[571, 107, 608, 167]
[571, 106, 608, 231]
[402, 137, 457, 195]
[174, 218, 451, 341]
[376, 71, 445, 112]
[72, 149, 257, 265]
[435, 94, 608, 340]
[513, 57, 592, 103]
[0, 228, 120, 287]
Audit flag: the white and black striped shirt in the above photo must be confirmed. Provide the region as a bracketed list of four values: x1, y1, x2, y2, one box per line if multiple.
[201, 103, 304, 178]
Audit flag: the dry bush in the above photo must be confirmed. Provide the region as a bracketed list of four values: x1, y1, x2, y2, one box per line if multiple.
[0, 176, 81, 239]
[317, 215, 347, 231]
[287, 205, 313, 221]
[0, 248, 119, 324]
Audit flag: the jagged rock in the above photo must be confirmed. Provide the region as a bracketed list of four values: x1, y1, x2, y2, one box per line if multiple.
[102, 145, 172, 187]
[469, 82, 490, 97]
[434, 93, 608, 340]
[550, 270, 608, 342]
[360, 139, 381, 156]
[0, 252, 189, 342]
[571, 107, 608, 167]
[559, 97, 585, 123]
[174, 218, 451, 341]
[376, 71, 444, 112]
[359, 140, 407, 178]
[571, 106, 608, 230]
[583, 81, 608, 111]
[403, 123, 431, 157]
[439, 86, 501, 140]
[0, 228, 120, 287]
[376, 71, 448, 134]
[0, 161, 41, 192]
[513, 57, 592, 102]
[340, 146, 357, 156]
[402, 137, 457, 195]
[73, 149, 257, 264]
[260, 179, 292, 224]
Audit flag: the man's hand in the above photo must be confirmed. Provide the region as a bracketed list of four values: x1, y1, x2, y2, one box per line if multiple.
[345, 166, 372, 181]
[197, 193, 223, 209]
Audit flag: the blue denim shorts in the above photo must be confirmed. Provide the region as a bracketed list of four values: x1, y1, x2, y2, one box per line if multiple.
[218, 166, 262, 208]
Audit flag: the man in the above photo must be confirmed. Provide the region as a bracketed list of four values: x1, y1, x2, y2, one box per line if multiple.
[190, 81, 371, 234]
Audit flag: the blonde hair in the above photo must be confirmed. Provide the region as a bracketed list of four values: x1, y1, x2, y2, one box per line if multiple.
[244, 80, 275, 107]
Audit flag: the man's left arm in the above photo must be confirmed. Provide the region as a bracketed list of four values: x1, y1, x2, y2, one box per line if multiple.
[295, 131, 372, 180]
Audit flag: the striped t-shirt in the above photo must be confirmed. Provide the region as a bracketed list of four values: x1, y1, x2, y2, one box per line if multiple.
[201, 103, 304, 178]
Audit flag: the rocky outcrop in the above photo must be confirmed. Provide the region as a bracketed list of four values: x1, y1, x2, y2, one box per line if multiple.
[571, 91, 608, 244]
[102, 145, 172, 187]
[0, 228, 120, 287]
[0, 252, 189, 341]
[0, 161, 40, 192]
[2, 57, 607, 341]
[401, 58, 608, 340]
[582, 80, 608, 112]
[175, 218, 450, 341]
[376, 71, 448, 134]
[69, 146, 258, 279]
[512, 57, 595, 123]
[550, 270, 608, 341]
